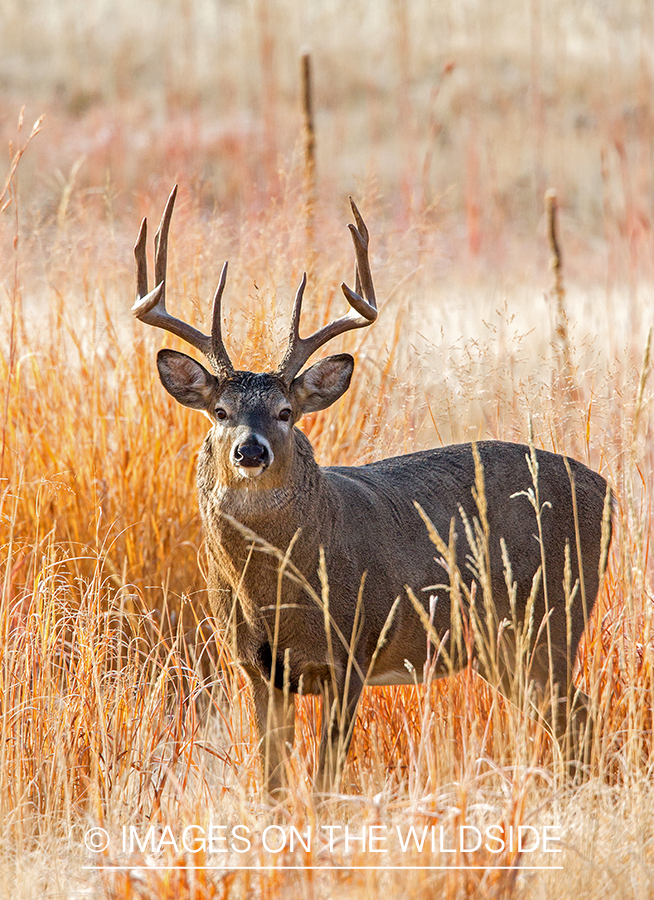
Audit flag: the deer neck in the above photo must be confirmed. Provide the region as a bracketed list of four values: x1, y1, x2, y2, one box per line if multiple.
[197, 426, 327, 554]
[197, 426, 328, 638]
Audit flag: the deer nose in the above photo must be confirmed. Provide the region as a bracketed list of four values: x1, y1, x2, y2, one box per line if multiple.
[232, 438, 270, 469]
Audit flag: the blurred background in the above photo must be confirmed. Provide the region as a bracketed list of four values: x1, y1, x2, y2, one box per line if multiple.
[2, 0, 653, 288]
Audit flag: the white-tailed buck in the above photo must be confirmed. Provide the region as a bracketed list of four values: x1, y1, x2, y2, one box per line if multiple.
[133, 186, 611, 791]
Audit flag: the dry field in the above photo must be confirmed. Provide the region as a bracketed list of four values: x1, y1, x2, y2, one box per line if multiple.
[1, 1, 654, 897]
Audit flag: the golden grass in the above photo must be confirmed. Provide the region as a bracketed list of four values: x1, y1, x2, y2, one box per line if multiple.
[1, 155, 653, 898]
[2, 4, 654, 895]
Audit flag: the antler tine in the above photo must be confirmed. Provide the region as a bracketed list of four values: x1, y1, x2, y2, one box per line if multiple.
[134, 216, 149, 301]
[153, 183, 177, 294]
[210, 261, 235, 375]
[341, 197, 376, 316]
[132, 185, 235, 375]
[348, 196, 369, 297]
[278, 200, 378, 384]
[288, 272, 308, 347]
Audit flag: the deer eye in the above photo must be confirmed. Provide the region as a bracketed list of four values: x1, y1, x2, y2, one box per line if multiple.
[279, 408, 292, 422]
[215, 407, 228, 421]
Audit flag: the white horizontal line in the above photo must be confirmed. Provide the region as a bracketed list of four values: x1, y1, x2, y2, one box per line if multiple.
[83, 865, 563, 871]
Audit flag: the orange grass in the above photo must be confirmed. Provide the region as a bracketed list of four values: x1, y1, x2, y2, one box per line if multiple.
[2, 146, 654, 897]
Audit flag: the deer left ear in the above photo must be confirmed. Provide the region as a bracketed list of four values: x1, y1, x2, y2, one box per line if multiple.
[291, 353, 354, 415]
[157, 348, 217, 409]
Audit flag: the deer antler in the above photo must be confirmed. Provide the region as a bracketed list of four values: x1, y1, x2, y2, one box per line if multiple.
[278, 198, 377, 383]
[133, 185, 234, 377]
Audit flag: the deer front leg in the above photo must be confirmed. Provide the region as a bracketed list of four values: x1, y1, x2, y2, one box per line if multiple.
[316, 676, 364, 793]
[246, 668, 295, 793]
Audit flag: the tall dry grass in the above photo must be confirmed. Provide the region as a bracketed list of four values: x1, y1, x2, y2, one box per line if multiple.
[1, 2, 654, 897]
[1, 131, 653, 899]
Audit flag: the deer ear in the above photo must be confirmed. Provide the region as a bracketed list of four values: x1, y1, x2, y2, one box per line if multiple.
[157, 349, 217, 409]
[291, 353, 354, 415]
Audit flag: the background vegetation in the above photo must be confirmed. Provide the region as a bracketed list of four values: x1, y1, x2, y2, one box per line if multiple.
[1, 1, 654, 896]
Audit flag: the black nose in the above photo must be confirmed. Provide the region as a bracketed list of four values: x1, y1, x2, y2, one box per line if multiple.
[234, 440, 269, 468]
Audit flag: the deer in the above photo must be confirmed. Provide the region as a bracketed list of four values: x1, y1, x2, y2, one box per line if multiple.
[132, 186, 612, 793]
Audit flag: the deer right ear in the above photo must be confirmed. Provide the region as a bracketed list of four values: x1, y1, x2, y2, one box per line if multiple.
[291, 353, 354, 415]
[156, 348, 217, 409]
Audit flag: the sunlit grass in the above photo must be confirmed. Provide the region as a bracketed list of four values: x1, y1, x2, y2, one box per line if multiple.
[1, 155, 653, 897]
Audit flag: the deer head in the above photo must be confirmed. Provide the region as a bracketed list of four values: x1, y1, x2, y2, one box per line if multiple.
[132, 186, 377, 488]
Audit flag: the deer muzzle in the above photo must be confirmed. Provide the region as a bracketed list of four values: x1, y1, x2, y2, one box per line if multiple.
[230, 434, 273, 478]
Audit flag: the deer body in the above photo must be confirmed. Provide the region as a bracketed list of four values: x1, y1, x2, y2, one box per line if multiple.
[198, 428, 607, 787]
[133, 187, 611, 791]
[200, 434, 606, 684]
